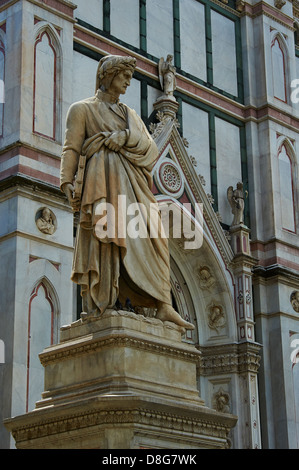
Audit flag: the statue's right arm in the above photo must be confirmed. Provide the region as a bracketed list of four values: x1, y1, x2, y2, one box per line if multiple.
[60, 102, 86, 199]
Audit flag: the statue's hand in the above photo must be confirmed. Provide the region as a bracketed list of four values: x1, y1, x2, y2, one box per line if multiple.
[104, 131, 127, 152]
[62, 183, 80, 208]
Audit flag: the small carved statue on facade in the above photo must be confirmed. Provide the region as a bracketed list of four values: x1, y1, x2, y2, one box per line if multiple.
[208, 304, 226, 333]
[213, 388, 230, 413]
[36, 207, 55, 235]
[158, 54, 177, 97]
[197, 266, 215, 290]
[227, 182, 247, 227]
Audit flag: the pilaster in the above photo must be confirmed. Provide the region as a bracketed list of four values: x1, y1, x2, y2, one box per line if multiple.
[199, 341, 262, 449]
[230, 224, 258, 342]
[228, 223, 262, 448]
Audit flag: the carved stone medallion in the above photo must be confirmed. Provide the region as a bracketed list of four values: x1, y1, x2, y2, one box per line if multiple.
[35, 207, 56, 235]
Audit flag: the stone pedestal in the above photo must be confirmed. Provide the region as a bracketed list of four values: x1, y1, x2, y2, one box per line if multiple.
[4, 310, 237, 449]
[153, 95, 180, 119]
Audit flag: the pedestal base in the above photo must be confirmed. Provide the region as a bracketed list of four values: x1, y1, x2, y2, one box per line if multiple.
[4, 310, 237, 449]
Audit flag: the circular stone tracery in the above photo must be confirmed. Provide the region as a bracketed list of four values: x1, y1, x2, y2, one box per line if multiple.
[159, 162, 182, 194]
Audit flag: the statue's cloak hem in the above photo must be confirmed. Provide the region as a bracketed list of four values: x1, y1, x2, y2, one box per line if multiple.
[71, 104, 172, 313]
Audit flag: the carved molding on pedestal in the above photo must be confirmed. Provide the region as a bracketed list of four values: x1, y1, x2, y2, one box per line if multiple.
[198, 342, 261, 376]
[6, 395, 236, 449]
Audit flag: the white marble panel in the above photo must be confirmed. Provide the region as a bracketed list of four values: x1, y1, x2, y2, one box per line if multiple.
[121, 77, 141, 115]
[211, 10, 238, 96]
[215, 117, 242, 225]
[72, 51, 99, 103]
[278, 145, 295, 232]
[0, 195, 17, 237]
[110, 0, 139, 48]
[180, 0, 206, 82]
[272, 39, 286, 102]
[146, 0, 174, 58]
[34, 33, 55, 138]
[182, 102, 211, 193]
[147, 84, 160, 117]
[75, 0, 103, 29]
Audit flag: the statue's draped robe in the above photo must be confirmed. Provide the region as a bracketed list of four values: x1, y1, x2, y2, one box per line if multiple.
[61, 90, 172, 313]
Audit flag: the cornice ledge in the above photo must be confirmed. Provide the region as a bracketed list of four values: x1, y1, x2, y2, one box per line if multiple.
[5, 398, 236, 444]
[39, 332, 201, 367]
[198, 341, 262, 375]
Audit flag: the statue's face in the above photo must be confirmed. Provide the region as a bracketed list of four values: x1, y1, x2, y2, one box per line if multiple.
[43, 209, 51, 221]
[108, 69, 133, 96]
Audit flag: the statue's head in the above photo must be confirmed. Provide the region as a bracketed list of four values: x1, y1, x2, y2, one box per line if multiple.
[42, 207, 51, 221]
[96, 55, 136, 93]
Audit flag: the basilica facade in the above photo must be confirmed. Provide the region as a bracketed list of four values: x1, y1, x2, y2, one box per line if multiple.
[0, 0, 298, 449]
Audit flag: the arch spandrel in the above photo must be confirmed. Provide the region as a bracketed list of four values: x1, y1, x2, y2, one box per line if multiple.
[151, 117, 238, 346]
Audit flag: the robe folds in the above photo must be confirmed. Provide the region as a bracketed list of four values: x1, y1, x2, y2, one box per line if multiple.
[61, 90, 172, 313]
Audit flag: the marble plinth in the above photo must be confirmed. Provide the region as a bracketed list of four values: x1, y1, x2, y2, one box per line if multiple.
[4, 310, 237, 449]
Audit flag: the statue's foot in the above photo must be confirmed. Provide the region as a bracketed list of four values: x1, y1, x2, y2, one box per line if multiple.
[156, 303, 195, 330]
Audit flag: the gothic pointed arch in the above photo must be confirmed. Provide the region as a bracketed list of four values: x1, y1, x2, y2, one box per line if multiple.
[277, 135, 296, 164]
[276, 136, 297, 232]
[26, 277, 60, 412]
[33, 23, 62, 141]
[270, 31, 289, 103]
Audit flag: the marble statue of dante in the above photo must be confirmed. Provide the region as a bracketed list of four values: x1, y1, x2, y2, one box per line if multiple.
[60, 54, 194, 330]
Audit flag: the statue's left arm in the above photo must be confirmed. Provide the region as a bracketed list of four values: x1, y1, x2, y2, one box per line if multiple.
[121, 106, 159, 171]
